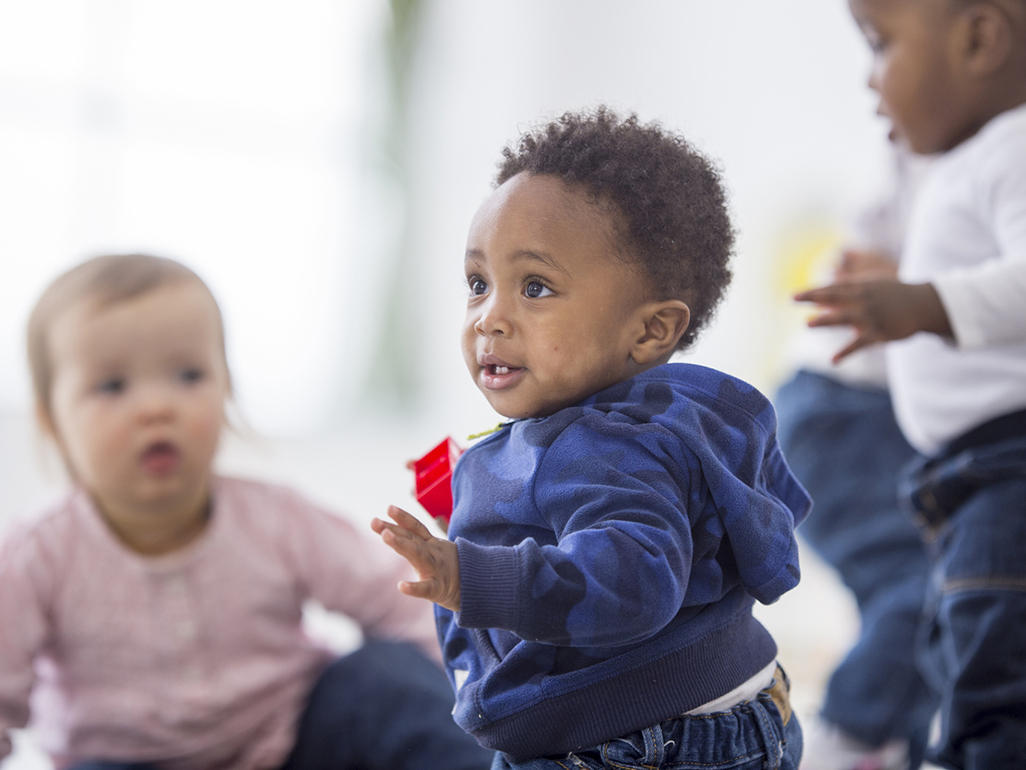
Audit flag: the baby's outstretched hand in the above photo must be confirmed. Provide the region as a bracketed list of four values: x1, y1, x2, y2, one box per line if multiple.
[370, 505, 461, 612]
[793, 278, 951, 363]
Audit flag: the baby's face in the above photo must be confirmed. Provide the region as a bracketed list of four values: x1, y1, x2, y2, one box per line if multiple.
[462, 172, 650, 419]
[45, 282, 229, 521]
[850, 0, 986, 154]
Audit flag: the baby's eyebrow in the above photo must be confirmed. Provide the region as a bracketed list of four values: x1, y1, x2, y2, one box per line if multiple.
[464, 248, 569, 275]
[81, 358, 125, 376]
[512, 249, 568, 275]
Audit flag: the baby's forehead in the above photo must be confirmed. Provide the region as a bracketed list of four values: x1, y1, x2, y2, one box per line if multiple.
[484, 172, 618, 217]
[51, 283, 220, 354]
[470, 174, 623, 249]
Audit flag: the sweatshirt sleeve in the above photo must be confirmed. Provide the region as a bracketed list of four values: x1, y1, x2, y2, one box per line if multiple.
[275, 489, 441, 663]
[455, 417, 693, 647]
[0, 527, 51, 759]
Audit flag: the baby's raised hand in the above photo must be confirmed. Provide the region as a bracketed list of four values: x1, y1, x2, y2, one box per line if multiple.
[370, 505, 461, 612]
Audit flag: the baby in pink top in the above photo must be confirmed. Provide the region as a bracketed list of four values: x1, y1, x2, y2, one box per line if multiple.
[0, 254, 491, 769]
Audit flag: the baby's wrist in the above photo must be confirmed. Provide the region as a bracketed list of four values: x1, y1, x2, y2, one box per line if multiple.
[911, 282, 952, 338]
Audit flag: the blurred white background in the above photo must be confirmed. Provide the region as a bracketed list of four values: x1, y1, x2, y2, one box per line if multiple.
[1, 1, 894, 766]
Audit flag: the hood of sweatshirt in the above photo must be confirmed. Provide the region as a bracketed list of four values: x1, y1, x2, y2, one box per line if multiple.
[568, 362, 810, 604]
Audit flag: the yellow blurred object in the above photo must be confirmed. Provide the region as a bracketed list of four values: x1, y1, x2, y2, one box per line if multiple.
[753, 217, 843, 388]
[772, 223, 843, 296]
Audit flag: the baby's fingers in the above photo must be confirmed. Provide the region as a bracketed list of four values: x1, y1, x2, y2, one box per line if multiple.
[805, 308, 852, 328]
[830, 334, 872, 365]
[793, 283, 857, 306]
[376, 521, 438, 571]
[398, 576, 445, 602]
[370, 517, 421, 561]
[386, 505, 434, 539]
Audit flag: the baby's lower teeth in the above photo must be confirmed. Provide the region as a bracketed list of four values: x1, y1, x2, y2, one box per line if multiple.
[495, 366, 509, 374]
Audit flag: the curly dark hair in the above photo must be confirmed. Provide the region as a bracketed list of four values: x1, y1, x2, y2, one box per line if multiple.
[496, 106, 734, 351]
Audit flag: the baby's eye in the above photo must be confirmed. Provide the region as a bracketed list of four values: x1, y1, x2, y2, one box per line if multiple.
[179, 367, 206, 385]
[863, 28, 886, 53]
[524, 280, 553, 299]
[467, 275, 488, 296]
[96, 377, 125, 395]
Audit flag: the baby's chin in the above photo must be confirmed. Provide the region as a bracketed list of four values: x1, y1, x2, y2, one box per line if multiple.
[476, 379, 588, 421]
[489, 403, 535, 421]
[495, 402, 570, 422]
[481, 393, 552, 422]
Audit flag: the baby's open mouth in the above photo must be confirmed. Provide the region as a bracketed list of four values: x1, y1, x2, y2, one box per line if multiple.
[480, 362, 525, 390]
[141, 441, 180, 473]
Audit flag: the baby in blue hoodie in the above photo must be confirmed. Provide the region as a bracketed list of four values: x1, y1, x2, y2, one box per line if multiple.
[372, 107, 811, 770]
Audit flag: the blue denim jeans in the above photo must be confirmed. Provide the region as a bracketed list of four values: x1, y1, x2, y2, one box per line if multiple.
[69, 638, 492, 770]
[900, 421, 1026, 770]
[490, 668, 800, 770]
[774, 371, 937, 766]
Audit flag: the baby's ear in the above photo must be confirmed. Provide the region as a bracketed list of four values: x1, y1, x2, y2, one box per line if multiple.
[961, 2, 1014, 75]
[631, 300, 690, 365]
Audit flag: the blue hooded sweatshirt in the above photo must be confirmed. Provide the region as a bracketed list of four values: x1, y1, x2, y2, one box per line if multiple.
[439, 362, 811, 760]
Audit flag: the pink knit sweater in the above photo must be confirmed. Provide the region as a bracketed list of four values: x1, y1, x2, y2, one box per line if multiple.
[0, 477, 440, 769]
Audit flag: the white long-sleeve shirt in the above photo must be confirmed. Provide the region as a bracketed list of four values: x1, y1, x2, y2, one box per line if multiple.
[888, 103, 1026, 455]
[0, 476, 439, 769]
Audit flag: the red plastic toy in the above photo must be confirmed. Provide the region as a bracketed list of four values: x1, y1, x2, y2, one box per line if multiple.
[412, 437, 463, 523]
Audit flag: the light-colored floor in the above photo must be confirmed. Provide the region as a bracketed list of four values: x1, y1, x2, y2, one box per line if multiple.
[0, 410, 919, 768]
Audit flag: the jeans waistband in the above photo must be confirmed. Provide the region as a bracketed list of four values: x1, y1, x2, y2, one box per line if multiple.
[945, 408, 1026, 458]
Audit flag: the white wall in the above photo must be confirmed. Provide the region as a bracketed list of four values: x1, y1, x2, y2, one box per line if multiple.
[2, 1, 890, 443]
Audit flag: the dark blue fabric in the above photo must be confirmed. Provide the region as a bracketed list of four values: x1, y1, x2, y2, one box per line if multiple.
[279, 638, 492, 770]
[901, 431, 1026, 770]
[775, 370, 937, 767]
[439, 363, 811, 760]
